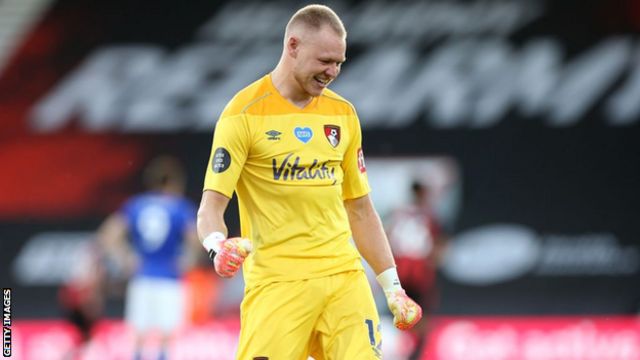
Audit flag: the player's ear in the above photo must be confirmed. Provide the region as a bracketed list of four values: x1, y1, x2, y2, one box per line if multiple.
[287, 36, 300, 58]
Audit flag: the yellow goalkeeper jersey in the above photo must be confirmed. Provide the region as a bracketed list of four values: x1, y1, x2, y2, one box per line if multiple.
[203, 74, 370, 290]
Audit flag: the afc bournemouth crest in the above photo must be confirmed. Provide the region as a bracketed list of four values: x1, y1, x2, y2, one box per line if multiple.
[324, 125, 341, 148]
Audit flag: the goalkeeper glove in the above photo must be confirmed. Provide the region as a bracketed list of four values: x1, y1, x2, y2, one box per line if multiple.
[376, 267, 422, 330]
[202, 232, 253, 278]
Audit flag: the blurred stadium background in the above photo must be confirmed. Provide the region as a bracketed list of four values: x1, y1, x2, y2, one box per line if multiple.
[2, 0, 640, 359]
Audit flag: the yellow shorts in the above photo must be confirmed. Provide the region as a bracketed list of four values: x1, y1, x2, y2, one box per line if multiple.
[236, 270, 382, 360]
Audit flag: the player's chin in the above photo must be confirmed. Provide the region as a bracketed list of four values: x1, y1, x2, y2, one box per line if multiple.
[306, 86, 323, 97]
[308, 80, 327, 95]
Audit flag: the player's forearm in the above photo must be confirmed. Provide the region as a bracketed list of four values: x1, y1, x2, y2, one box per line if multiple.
[197, 210, 227, 240]
[197, 190, 230, 241]
[96, 214, 123, 256]
[351, 217, 396, 275]
[95, 212, 137, 274]
[345, 196, 396, 275]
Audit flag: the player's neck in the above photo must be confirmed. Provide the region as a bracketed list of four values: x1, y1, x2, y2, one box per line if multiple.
[153, 184, 183, 196]
[270, 66, 313, 109]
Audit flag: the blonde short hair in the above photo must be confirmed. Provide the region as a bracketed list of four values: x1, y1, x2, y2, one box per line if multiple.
[286, 4, 346, 38]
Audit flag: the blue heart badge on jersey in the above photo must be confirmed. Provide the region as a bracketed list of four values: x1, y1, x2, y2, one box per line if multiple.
[294, 127, 313, 143]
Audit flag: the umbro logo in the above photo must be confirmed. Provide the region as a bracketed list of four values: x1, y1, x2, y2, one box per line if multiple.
[265, 130, 281, 141]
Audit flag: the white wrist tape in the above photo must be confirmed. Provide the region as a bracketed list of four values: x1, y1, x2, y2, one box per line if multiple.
[202, 232, 226, 253]
[376, 267, 403, 292]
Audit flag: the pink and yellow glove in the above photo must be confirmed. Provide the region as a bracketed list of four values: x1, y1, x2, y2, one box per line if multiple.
[376, 268, 423, 330]
[202, 232, 253, 278]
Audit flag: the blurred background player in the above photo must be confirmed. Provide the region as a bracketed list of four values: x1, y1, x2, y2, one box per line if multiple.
[58, 241, 106, 360]
[97, 155, 200, 360]
[385, 180, 448, 360]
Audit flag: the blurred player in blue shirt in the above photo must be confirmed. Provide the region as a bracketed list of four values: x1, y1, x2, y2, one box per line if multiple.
[98, 155, 199, 360]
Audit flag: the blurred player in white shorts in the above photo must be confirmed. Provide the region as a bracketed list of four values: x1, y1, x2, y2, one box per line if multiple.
[124, 276, 184, 335]
[99, 156, 199, 360]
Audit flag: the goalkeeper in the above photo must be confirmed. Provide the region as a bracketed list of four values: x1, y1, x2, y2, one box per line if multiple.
[197, 4, 421, 359]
